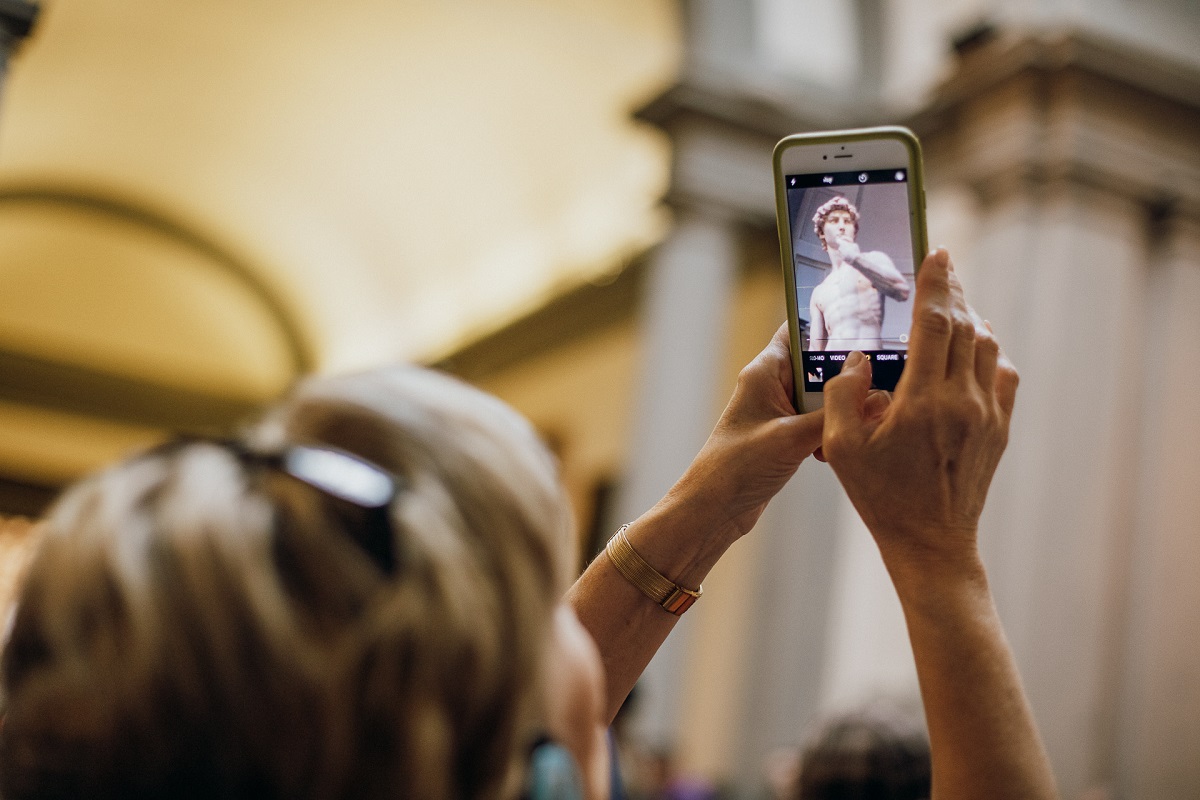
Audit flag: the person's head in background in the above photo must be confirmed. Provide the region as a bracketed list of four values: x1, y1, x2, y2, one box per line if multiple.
[793, 703, 931, 800]
[0, 366, 606, 800]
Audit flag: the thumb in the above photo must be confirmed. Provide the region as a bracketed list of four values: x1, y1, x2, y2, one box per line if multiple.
[823, 352, 873, 450]
[775, 407, 825, 459]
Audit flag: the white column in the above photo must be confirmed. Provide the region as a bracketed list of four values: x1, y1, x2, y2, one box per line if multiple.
[618, 204, 739, 748]
[815, 500, 919, 712]
[1116, 214, 1200, 799]
[726, 456, 845, 783]
[968, 184, 1148, 797]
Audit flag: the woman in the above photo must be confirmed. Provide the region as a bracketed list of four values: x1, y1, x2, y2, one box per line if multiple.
[0, 251, 1057, 799]
[0, 363, 602, 799]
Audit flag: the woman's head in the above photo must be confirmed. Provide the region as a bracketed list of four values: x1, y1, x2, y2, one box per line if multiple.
[0, 366, 576, 800]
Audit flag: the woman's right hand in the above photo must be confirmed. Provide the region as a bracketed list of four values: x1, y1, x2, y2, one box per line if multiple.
[819, 248, 1018, 570]
[820, 250, 1056, 800]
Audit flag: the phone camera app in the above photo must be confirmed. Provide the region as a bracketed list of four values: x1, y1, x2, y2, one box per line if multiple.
[785, 170, 916, 392]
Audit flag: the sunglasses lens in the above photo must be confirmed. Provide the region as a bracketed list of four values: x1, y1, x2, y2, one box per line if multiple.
[282, 447, 394, 508]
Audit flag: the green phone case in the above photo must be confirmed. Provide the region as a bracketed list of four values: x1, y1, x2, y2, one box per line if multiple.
[772, 126, 929, 413]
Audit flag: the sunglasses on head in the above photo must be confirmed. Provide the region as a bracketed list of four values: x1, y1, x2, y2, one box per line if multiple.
[160, 438, 405, 576]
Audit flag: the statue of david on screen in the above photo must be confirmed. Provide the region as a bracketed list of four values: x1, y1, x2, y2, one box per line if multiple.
[808, 196, 911, 352]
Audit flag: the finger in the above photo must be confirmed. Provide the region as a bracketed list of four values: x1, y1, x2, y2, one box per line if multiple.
[823, 351, 872, 455]
[768, 321, 790, 355]
[995, 347, 1019, 419]
[863, 389, 892, 421]
[970, 313, 998, 395]
[945, 314, 976, 382]
[973, 328, 1000, 395]
[776, 406, 826, 458]
[735, 322, 797, 415]
[897, 249, 953, 395]
[943, 259, 977, 382]
[752, 322, 793, 373]
[812, 446, 826, 463]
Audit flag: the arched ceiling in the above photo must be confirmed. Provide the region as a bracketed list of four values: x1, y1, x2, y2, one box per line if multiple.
[0, 0, 677, 489]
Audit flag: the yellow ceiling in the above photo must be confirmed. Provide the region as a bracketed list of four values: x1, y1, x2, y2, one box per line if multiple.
[0, 197, 300, 398]
[0, 0, 678, 486]
[0, 0, 678, 371]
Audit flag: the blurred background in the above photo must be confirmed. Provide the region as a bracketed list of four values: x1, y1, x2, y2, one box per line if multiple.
[0, 1, 1197, 798]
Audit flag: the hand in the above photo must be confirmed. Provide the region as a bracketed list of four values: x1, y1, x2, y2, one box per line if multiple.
[593, 324, 824, 579]
[819, 249, 1018, 566]
[667, 323, 824, 542]
[575, 324, 825, 718]
[833, 237, 861, 261]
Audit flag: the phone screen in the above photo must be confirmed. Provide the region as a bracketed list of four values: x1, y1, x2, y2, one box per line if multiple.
[784, 168, 916, 392]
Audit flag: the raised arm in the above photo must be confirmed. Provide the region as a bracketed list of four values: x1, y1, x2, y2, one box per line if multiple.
[835, 238, 911, 301]
[820, 249, 1057, 800]
[567, 326, 823, 722]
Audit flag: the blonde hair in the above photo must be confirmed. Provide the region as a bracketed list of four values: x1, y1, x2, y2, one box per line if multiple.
[0, 366, 573, 800]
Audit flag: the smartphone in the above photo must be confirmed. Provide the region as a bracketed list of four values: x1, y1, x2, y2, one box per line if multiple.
[773, 126, 929, 412]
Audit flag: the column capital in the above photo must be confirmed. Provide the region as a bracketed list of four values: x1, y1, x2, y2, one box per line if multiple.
[634, 74, 845, 226]
[908, 29, 1200, 220]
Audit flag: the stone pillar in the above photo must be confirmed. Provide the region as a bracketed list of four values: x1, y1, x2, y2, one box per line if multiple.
[911, 33, 1200, 797]
[1114, 213, 1200, 799]
[978, 183, 1147, 797]
[623, 30, 824, 770]
[815, 500, 919, 712]
[617, 203, 740, 748]
[728, 457, 845, 783]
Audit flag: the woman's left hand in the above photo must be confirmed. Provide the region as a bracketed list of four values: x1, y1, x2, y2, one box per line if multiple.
[663, 323, 825, 545]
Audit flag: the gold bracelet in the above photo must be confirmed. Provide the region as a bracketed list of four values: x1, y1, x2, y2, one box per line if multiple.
[605, 524, 702, 616]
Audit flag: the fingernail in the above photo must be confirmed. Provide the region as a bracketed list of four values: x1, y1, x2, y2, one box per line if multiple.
[846, 351, 864, 367]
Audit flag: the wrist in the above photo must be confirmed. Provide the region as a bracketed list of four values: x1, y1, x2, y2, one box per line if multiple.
[605, 525, 703, 615]
[624, 490, 741, 591]
[659, 431, 774, 545]
[877, 535, 990, 613]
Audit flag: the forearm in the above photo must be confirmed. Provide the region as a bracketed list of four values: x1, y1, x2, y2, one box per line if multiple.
[566, 489, 739, 723]
[885, 548, 1057, 800]
[567, 323, 824, 723]
[849, 252, 909, 300]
